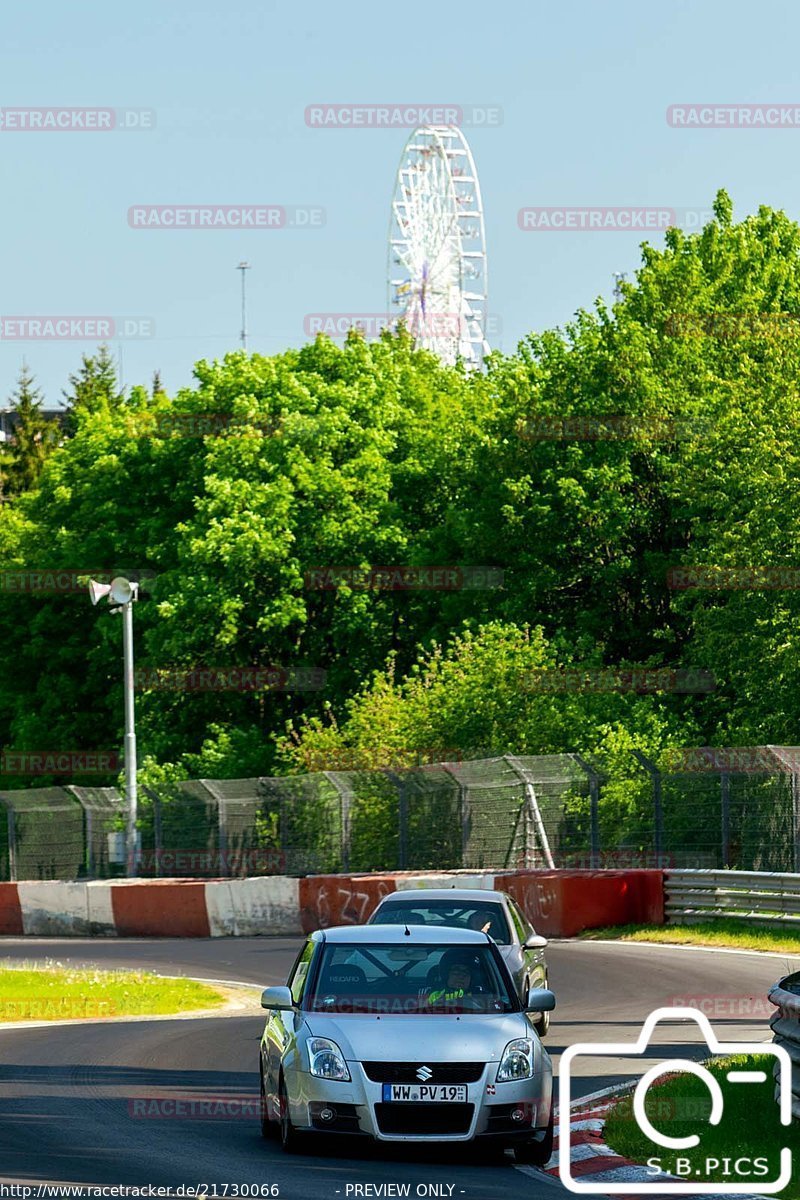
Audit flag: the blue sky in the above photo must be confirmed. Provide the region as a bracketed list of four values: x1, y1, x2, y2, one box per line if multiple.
[2, 0, 799, 406]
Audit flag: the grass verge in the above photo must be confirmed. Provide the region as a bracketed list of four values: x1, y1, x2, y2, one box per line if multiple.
[0, 963, 228, 1020]
[603, 1053, 796, 1196]
[581, 919, 800, 955]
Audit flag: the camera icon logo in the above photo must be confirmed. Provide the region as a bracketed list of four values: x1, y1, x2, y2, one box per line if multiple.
[559, 1006, 792, 1194]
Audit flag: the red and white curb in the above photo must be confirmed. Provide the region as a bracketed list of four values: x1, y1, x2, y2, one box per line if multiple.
[536, 1092, 762, 1197]
[549, 1099, 647, 1185]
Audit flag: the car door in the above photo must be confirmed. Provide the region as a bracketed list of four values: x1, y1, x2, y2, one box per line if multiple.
[264, 938, 315, 1102]
[507, 898, 546, 990]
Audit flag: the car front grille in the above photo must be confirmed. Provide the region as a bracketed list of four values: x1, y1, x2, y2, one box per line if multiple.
[374, 1102, 474, 1136]
[362, 1061, 484, 1084]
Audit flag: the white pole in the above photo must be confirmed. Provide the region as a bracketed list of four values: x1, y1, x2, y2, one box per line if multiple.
[122, 599, 138, 875]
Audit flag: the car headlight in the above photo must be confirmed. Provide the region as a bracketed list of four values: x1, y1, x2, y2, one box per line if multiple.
[307, 1037, 351, 1081]
[496, 1037, 535, 1082]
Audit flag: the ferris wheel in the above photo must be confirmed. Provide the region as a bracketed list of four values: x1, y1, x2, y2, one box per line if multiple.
[388, 125, 489, 368]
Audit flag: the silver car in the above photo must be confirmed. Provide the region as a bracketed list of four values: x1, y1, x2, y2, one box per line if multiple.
[259, 925, 555, 1164]
[368, 888, 550, 1036]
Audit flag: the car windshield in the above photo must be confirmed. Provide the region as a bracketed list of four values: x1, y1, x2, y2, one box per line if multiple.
[370, 899, 511, 945]
[304, 943, 516, 1014]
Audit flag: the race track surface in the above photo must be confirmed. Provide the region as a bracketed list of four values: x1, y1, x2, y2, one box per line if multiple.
[0, 936, 791, 1199]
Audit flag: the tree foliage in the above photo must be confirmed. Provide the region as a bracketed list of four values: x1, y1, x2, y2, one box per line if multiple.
[4, 193, 800, 788]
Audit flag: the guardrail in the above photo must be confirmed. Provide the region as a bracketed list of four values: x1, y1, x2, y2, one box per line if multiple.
[769, 973, 800, 1119]
[665, 869, 800, 926]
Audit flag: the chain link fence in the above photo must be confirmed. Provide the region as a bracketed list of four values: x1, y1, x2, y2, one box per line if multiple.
[1, 746, 799, 880]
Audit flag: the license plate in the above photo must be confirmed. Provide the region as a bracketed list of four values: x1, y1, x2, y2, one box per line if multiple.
[382, 1084, 468, 1103]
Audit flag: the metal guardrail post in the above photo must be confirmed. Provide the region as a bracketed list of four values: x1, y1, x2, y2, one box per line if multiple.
[720, 772, 731, 868]
[631, 750, 663, 863]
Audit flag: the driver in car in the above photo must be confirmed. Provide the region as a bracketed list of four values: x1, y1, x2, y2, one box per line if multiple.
[467, 907, 497, 935]
[426, 950, 479, 1006]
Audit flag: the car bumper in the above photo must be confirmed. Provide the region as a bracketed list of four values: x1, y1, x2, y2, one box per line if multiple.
[284, 1062, 552, 1143]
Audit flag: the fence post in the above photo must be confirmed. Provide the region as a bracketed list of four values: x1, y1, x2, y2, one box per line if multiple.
[322, 772, 352, 872]
[440, 765, 469, 868]
[720, 772, 731, 868]
[217, 797, 231, 877]
[523, 795, 534, 870]
[504, 755, 555, 869]
[387, 772, 408, 870]
[141, 785, 162, 877]
[6, 805, 16, 883]
[792, 773, 800, 874]
[631, 750, 664, 864]
[571, 754, 601, 868]
[85, 806, 94, 877]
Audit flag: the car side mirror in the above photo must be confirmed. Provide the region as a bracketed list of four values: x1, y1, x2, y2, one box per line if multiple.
[524, 934, 548, 949]
[525, 986, 556, 1013]
[261, 985, 294, 1010]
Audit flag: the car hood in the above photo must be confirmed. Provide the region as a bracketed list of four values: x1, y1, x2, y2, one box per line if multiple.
[302, 1011, 533, 1063]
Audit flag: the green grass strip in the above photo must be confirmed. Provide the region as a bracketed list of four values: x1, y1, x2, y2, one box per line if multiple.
[581, 919, 800, 955]
[0, 963, 227, 1020]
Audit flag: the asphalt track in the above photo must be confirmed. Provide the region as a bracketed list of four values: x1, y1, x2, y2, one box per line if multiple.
[0, 936, 793, 1200]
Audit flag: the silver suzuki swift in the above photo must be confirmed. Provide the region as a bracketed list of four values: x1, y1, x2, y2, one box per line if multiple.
[259, 924, 555, 1163]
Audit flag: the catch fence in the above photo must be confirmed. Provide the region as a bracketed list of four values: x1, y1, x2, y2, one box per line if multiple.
[1, 744, 799, 880]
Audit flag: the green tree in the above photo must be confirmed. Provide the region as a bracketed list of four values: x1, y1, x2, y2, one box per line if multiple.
[3, 365, 58, 496]
[0, 334, 493, 781]
[63, 344, 120, 434]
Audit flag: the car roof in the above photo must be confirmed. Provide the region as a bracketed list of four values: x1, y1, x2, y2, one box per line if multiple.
[375, 888, 508, 903]
[316, 924, 491, 944]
